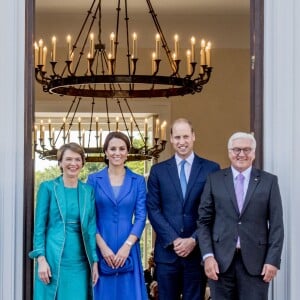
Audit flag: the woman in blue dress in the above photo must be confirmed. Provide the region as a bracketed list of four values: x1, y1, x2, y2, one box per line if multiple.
[87, 131, 147, 300]
[29, 143, 99, 299]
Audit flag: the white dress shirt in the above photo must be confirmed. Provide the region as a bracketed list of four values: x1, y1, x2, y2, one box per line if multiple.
[175, 152, 194, 183]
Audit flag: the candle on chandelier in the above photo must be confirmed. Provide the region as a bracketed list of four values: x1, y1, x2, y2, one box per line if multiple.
[155, 33, 160, 59]
[41, 126, 45, 143]
[144, 119, 148, 138]
[130, 117, 133, 137]
[186, 50, 191, 75]
[69, 52, 74, 73]
[155, 118, 160, 139]
[174, 34, 179, 58]
[87, 52, 91, 74]
[205, 41, 211, 67]
[38, 39, 43, 65]
[63, 117, 66, 139]
[82, 130, 85, 147]
[200, 39, 206, 65]
[161, 121, 167, 141]
[33, 125, 37, 144]
[51, 127, 55, 141]
[132, 32, 137, 59]
[51, 36, 56, 62]
[116, 117, 119, 131]
[152, 52, 156, 74]
[191, 36, 196, 62]
[66, 35, 72, 60]
[108, 53, 112, 75]
[48, 119, 52, 138]
[42, 46, 47, 71]
[90, 33, 94, 58]
[78, 117, 81, 136]
[39, 120, 44, 140]
[95, 117, 99, 133]
[34, 42, 38, 67]
[110, 32, 115, 59]
[99, 128, 103, 147]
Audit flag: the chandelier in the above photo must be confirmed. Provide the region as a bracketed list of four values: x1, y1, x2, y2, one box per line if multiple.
[34, 107, 167, 163]
[34, 0, 212, 162]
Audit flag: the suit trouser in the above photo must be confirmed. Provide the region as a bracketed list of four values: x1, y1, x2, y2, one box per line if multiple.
[209, 250, 269, 300]
[156, 257, 207, 300]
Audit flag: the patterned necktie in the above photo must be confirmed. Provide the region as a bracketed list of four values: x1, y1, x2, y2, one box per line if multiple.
[235, 173, 245, 212]
[180, 160, 187, 198]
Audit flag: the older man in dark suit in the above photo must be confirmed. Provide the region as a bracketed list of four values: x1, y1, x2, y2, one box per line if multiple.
[197, 132, 284, 300]
[147, 118, 220, 300]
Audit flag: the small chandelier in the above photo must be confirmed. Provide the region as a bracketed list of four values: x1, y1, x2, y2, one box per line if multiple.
[34, 96, 168, 163]
[34, 0, 212, 162]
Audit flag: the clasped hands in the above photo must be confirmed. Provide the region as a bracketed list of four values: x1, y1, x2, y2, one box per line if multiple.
[173, 237, 196, 257]
[101, 243, 130, 269]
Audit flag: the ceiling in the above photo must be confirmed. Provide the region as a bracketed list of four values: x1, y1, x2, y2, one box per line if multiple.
[36, 0, 249, 15]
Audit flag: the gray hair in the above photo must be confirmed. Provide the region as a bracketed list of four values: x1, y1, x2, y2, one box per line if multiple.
[227, 132, 256, 150]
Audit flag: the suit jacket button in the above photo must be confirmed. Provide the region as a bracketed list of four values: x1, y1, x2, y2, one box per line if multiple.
[238, 222, 242, 224]
[180, 228, 184, 232]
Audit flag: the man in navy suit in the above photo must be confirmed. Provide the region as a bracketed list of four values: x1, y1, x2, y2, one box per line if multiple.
[197, 132, 284, 300]
[147, 118, 220, 300]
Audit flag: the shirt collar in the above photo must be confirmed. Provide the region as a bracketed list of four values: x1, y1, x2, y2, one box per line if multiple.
[175, 152, 194, 166]
[231, 165, 252, 179]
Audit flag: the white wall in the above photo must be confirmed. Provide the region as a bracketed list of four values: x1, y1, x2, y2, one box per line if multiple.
[0, 0, 25, 299]
[264, 0, 300, 299]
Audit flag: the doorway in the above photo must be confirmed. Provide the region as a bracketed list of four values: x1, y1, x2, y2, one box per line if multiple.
[23, 0, 263, 298]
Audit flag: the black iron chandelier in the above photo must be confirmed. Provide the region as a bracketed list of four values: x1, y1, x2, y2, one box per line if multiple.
[34, 0, 212, 162]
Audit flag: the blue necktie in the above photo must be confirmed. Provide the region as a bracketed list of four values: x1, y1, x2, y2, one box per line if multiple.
[180, 160, 187, 198]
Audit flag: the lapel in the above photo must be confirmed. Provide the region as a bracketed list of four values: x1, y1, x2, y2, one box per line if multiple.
[77, 180, 87, 224]
[116, 168, 133, 203]
[96, 167, 115, 204]
[223, 168, 240, 214]
[185, 155, 202, 200]
[53, 176, 67, 222]
[241, 167, 261, 215]
[96, 167, 133, 204]
[166, 157, 184, 202]
[54, 176, 87, 224]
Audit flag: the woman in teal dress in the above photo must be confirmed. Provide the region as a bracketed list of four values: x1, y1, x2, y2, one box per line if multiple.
[29, 143, 99, 300]
[87, 132, 147, 300]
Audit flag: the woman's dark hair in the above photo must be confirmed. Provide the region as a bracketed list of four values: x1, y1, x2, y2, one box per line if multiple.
[103, 131, 130, 165]
[57, 142, 86, 172]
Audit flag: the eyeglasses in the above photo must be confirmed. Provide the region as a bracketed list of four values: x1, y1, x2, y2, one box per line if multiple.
[229, 147, 252, 155]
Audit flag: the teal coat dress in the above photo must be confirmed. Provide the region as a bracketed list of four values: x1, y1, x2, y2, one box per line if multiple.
[29, 176, 98, 300]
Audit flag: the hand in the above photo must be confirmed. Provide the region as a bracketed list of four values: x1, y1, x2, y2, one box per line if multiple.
[37, 256, 52, 284]
[150, 280, 158, 297]
[100, 246, 116, 268]
[204, 256, 219, 280]
[92, 262, 99, 286]
[173, 237, 196, 257]
[261, 264, 278, 282]
[114, 243, 131, 268]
